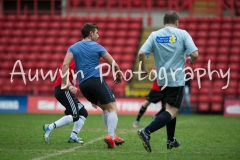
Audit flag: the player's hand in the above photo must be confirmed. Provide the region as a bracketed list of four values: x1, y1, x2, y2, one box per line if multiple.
[91, 103, 98, 109]
[61, 84, 70, 91]
[140, 68, 148, 78]
[187, 57, 192, 64]
[69, 86, 78, 94]
[114, 72, 122, 84]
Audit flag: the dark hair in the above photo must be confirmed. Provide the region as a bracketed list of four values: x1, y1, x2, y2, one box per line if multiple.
[81, 23, 98, 38]
[163, 10, 179, 25]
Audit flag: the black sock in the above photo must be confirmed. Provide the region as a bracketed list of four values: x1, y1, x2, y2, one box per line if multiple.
[136, 106, 147, 121]
[166, 117, 176, 141]
[53, 123, 56, 129]
[145, 111, 171, 134]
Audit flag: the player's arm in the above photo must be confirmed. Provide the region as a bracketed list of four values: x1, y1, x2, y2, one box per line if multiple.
[138, 51, 148, 77]
[61, 52, 74, 90]
[138, 33, 154, 77]
[187, 50, 198, 64]
[184, 31, 199, 64]
[101, 53, 122, 84]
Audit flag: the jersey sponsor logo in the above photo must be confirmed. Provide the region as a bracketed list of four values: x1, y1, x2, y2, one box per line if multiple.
[156, 35, 177, 44]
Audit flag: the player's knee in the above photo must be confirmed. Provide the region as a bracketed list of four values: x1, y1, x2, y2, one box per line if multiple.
[72, 114, 79, 122]
[79, 107, 88, 119]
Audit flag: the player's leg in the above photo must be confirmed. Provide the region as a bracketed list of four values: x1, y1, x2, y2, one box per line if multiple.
[69, 100, 88, 143]
[133, 100, 151, 128]
[138, 87, 184, 152]
[43, 86, 79, 143]
[79, 77, 123, 148]
[134, 90, 162, 128]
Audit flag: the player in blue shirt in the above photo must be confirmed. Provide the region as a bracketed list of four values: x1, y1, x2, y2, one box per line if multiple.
[137, 11, 199, 152]
[60, 23, 124, 149]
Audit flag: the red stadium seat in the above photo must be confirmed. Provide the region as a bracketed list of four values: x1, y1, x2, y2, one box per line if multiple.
[24, 29, 36, 37]
[195, 39, 206, 47]
[198, 95, 210, 112]
[228, 63, 239, 71]
[220, 31, 232, 38]
[198, 23, 209, 31]
[218, 47, 229, 54]
[38, 22, 50, 29]
[122, 54, 135, 62]
[206, 46, 217, 55]
[208, 31, 220, 38]
[49, 22, 61, 29]
[107, 23, 117, 30]
[130, 23, 142, 30]
[45, 37, 57, 45]
[114, 38, 125, 46]
[211, 17, 222, 23]
[4, 21, 16, 29]
[230, 47, 239, 54]
[38, 86, 53, 95]
[217, 55, 228, 62]
[233, 23, 240, 31]
[200, 17, 211, 23]
[232, 31, 240, 37]
[208, 38, 219, 46]
[126, 39, 138, 46]
[186, 23, 198, 31]
[21, 37, 34, 45]
[221, 23, 232, 30]
[224, 87, 237, 98]
[111, 46, 123, 54]
[197, 31, 208, 38]
[102, 38, 113, 46]
[231, 38, 240, 46]
[118, 23, 129, 30]
[116, 30, 127, 38]
[210, 95, 223, 112]
[210, 23, 221, 30]
[229, 71, 239, 80]
[123, 46, 137, 54]
[26, 21, 38, 29]
[72, 23, 82, 30]
[15, 22, 27, 29]
[214, 63, 228, 72]
[219, 39, 231, 46]
[229, 55, 239, 63]
[104, 30, 115, 38]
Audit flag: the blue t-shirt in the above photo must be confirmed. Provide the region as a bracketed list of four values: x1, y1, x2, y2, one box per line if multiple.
[140, 26, 198, 87]
[67, 40, 107, 83]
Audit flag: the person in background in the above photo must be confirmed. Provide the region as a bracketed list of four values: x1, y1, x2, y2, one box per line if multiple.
[180, 78, 192, 114]
[137, 10, 198, 152]
[43, 60, 88, 144]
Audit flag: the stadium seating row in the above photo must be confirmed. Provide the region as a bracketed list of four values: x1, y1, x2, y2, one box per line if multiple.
[1, 15, 142, 23]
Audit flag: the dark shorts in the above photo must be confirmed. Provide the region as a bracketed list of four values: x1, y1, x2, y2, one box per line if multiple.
[79, 77, 115, 105]
[54, 86, 82, 116]
[160, 86, 184, 109]
[146, 90, 165, 103]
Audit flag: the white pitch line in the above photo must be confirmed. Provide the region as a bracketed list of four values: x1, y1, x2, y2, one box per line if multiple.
[32, 136, 105, 160]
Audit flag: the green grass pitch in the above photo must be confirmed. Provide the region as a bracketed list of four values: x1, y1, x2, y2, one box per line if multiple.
[0, 114, 239, 160]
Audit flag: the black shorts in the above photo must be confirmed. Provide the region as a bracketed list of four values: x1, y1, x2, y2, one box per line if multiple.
[160, 86, 184, 109]
[79, 77, 115, 105]
[54, 86, 82, 116]
[146, 90, 165, 103]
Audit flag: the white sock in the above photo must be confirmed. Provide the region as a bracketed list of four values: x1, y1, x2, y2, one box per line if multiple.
[107, 112, 118, 140]
[48, 115, 73, 130]
[70, 116, 86, 139]
[102, 110, 109, 129]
